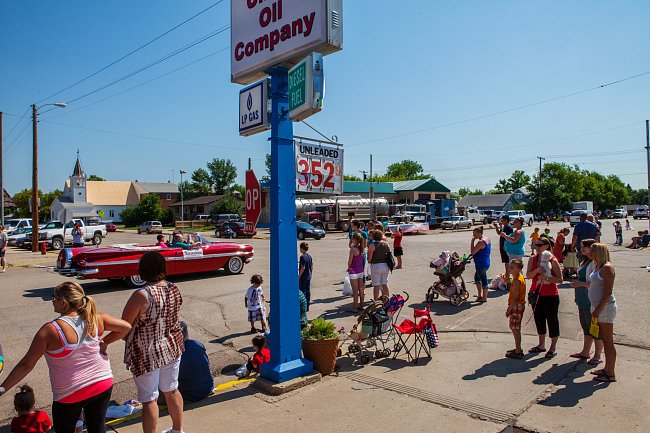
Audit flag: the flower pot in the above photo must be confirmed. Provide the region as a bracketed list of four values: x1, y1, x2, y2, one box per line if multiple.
[302, 337, 340, 375]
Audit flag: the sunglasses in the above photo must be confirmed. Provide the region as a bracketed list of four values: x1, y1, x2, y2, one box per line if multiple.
[50, 296, 60, 302]
[534, 243, 546, 247]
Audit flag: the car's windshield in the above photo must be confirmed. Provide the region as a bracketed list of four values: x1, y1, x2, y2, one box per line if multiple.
[43, 222, 62, 229]
[298, 222, 313, 229]
[507, 211, 519, 216]
[5, 220, 21, 228]
[451, 216, 462, 221]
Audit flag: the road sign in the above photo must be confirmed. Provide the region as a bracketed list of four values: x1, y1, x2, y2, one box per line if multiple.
[239, 79, 270, 136]
[245, 170, 262, 233]
[231, 0, 343, 85]
[288, 53, 324, 122]
[295, 141, 343, 194]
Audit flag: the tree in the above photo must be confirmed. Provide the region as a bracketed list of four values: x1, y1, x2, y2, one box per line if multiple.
[206, 158, 237, 194]
[628, 187, 648, 205]
[188, 168, 213, 198]
[494, 170, 531, 193]
[10, 188, 61, 219]
[344, 174, 362, 181]
[383, 159, 428, 181]
[260, 154, 272, 183]
[120, 193, 165, 226]
[88, 174, 105, 181]
[457, 188, 484, 198]
[211, 194, 243, 215]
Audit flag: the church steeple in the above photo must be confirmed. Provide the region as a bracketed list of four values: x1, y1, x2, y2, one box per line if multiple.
[70, 150, 87, 204]
[72, 149, 85, 177]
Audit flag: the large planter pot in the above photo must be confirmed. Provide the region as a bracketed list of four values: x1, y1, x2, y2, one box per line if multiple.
[302, 337, 340, 375]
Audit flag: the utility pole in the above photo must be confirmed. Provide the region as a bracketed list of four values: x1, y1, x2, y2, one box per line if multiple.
[180, 170, 187, 222]
[0, 111, 4, 226]
[248, 157, 252, 171]
[32, 104, 39, 252]
[646, 120, 649, 230]
[369, 154, 375, 220]
[537, 156, 545, 216]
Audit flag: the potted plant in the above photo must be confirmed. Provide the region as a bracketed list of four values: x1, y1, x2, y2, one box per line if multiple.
[301, 317, 340, 375]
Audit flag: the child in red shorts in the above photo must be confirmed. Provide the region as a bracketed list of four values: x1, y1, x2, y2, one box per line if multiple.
[505, 259, 526, 359]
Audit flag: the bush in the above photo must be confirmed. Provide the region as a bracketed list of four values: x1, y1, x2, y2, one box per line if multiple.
[211, 194, 243, 216]
[301, 317, 339, 341]
[120, 194, 166, 226]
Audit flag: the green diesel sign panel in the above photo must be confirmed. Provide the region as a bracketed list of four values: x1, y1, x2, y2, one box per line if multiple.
[288, 62, 306, 113]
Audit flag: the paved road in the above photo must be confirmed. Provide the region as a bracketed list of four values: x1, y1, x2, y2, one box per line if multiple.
[0, 221, 647, 423]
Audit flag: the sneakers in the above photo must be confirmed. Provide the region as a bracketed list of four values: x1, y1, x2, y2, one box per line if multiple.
[161, 429, 185, 433]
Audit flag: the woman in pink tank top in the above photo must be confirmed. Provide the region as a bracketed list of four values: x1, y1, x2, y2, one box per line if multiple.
[0, 282, 131, 433]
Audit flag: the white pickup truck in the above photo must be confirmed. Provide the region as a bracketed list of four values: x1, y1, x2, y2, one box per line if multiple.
[506, 210, 534, 227]
[37, 219, 107, 250]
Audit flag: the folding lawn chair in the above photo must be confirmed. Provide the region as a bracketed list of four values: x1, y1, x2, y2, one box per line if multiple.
[392, 306, 433, 364]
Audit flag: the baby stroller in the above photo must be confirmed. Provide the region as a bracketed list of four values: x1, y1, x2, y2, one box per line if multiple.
[339, 292, 408, 364]
[425, 251, 472, 306]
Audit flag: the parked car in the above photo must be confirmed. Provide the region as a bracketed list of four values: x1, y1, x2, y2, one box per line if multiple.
[441, 216, 473, 230]
[27, 219, 106, 250]
[297, 221, 325, 240]
[215, 221, 255, 238]
[138, 221, 163, 234]
[466, 208, 487, 225]
[506, 210, 534, 226]
[7, 228, 31, 246]
[193, 214, 210, 221]
[633, 205, 649, 219]
[613, 208, 627, 218]
[211, 214, 241, 227]
[481, 210, 500, 224]
[105, 222, 117, 232]
[54, 232, 254, 287]
[4, 218, 33, 235]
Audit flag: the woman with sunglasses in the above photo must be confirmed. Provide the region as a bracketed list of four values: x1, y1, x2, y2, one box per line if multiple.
[0, 282, 131, 433]
[526, 236, 563, 358]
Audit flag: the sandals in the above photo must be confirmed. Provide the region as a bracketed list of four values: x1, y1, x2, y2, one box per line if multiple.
[569, 353, 589, 360]
[545, 350, 557, 359]
[593, 371, 616, 382]
[505, 351, 524, 359]
[590, 369, 606, 376]
[587, 358, 603, 366]
[528, 346, 546, 354]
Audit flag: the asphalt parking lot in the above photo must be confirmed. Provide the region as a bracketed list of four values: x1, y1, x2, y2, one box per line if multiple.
[0, 221, 648, 424]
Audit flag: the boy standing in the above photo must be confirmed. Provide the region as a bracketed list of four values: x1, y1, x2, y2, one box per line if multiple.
[505, 259, 526, 359]
[244, 274, 267, 333]
[298, 242, 313, 311]
[0, 224, 7, 273]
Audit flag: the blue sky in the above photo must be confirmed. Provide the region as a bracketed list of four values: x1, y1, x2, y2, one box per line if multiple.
[2, 0, 649, 196]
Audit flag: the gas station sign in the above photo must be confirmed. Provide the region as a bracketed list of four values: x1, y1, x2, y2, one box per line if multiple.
[288, 53, 324, 122]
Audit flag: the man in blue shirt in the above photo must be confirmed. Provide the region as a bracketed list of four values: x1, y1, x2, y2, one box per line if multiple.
[177, 321, 214, 402]
[298, 242, 313, 311]
[571, 213, 600, 259]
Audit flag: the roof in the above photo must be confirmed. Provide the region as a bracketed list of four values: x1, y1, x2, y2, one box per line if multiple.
[3, 188, 15, 208]
[86, 181, 135, 206]
[457, 194, 513, 208]
[132, 182, 179, 194]
[392, 178, 451, 193]
[72, 154, 85, 177]
[343, 181, 395, 194]
[169, 195, 227, 207]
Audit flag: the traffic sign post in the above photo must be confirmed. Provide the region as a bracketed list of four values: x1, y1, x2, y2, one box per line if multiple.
[245, 170, 262, 234]
[259, 66, 313, 383]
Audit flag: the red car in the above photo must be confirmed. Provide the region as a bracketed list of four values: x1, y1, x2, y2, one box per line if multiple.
[105, 222, 117, 232]
[215, 221, 256, 238]
[54, 233, 254, 287]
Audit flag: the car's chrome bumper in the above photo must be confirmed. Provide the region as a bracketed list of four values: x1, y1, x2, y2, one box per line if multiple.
[54, 268, 99, 278]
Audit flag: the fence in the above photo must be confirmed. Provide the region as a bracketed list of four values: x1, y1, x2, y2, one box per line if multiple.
[174, 220, 209, 229]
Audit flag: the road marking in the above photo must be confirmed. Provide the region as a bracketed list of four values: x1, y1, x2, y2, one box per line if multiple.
[447, 305, 492, 330]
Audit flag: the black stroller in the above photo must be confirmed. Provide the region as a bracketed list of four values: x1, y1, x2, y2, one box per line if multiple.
[425, 252, 473, 306]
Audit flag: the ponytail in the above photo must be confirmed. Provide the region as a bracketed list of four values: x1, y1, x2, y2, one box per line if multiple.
[54, 282, 98, 336]
[78, 295, 98, 336]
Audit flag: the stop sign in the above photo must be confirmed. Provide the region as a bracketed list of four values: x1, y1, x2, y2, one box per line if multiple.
[245, 170, 261, 233]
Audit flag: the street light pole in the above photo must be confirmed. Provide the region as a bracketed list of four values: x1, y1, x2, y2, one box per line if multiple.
[180, 170, 187, 222]
[31, 102, 67, 252]
[645, 120, 649, 231]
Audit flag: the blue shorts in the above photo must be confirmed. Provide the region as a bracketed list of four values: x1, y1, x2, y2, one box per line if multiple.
[474, 268, 489, 288]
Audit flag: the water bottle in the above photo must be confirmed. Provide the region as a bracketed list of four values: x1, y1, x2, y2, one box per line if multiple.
[462, 254, 467, 261]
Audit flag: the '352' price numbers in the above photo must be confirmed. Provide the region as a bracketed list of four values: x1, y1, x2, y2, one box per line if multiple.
[296, 158, 338, 190]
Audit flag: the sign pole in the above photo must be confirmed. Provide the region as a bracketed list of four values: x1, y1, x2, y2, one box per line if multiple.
[260, 66, 313, 382]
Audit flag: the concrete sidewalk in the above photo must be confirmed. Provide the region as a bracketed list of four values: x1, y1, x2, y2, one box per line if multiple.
[113, 332, 648, 433]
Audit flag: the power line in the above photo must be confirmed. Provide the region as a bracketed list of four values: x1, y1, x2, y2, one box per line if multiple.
[347, 70, 650, 148]
[1, 107, 31, 142]
[3, 120, 32, 158]
[40, 25, 230, 114]
[37, 0, 226, 104]
[43, 46, 230, 119]
[39, 119, 267, 153]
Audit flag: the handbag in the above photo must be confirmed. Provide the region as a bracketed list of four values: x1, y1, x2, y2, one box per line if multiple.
[528, 289, 539, 307]
[385, 244, 396, 272]
[589, 317, 600, 338]
[563, 252, 579, 269]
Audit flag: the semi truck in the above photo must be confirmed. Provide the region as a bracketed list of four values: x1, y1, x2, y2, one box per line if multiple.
[296, 196, 389, 232]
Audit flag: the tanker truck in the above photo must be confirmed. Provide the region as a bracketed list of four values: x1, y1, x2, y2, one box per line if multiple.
[296, 196, 389, 232]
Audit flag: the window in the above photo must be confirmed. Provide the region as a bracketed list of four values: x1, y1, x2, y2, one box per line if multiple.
[197, 206, 204, 213]
[166, 194, 172, 200]
[109, 210, 115, 218]
[418, 194, 431, 200]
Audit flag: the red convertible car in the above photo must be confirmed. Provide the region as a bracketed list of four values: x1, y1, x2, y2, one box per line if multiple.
[54, 233, 254, 287]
